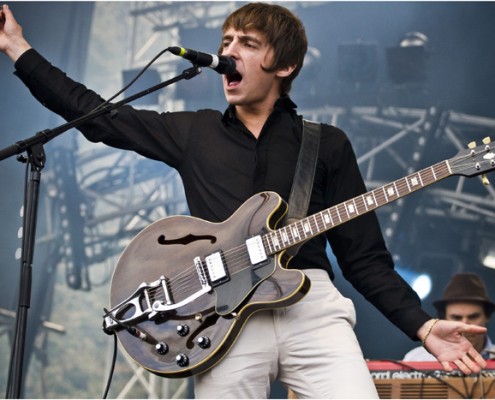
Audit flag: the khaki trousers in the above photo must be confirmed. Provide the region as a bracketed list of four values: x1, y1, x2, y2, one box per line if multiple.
[194, 269, 379, 399]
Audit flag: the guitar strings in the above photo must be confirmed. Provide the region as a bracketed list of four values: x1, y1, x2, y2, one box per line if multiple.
[146, 241, 257, 303]
[139, 147, 494, 307]
[450, 149, 493, 173]
[146, 163, 447, 303]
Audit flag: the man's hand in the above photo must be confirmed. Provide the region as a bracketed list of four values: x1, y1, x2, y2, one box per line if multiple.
[0, 4, 31, 62]
[417, 318, 487, 374]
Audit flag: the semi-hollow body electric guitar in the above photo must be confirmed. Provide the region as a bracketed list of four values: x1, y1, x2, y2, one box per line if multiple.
[103, 139, 495, 378]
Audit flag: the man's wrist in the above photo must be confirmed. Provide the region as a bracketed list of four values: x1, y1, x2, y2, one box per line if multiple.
[418, 318, 440, 347]
[6, 39, 31, 62]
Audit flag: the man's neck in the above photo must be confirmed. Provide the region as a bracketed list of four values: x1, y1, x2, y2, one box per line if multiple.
[234, 93, 282, 138]
[235, 106, 272, 139]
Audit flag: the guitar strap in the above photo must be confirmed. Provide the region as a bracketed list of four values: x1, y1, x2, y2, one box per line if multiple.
[284, 119, 321, 255]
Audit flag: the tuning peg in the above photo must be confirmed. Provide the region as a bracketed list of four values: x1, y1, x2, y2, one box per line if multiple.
[482, 174, 490, 186]
[483, 137, 492, 153]
[468, 141, 477, 156]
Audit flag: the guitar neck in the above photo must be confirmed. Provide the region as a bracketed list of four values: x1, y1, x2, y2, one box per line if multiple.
[263, 159, 453, 255]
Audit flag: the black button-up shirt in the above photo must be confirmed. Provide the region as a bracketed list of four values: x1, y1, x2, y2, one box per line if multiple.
[14, 48, 431, 339]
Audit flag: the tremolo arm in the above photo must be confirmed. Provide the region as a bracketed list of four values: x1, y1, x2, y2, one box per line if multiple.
[103, 274, 212, 331]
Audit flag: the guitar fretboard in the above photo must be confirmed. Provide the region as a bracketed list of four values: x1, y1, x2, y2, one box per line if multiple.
[262, 160, 452, 255]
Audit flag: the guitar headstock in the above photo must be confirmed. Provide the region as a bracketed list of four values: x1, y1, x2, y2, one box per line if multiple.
[450, 137, 495, 180]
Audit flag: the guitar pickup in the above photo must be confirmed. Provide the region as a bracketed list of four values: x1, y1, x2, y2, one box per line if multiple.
[205, 251, 230, 287]
[246, 235, 268, 268]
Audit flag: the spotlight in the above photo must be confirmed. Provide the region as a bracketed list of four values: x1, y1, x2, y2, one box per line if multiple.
[480, 238, 495, 269]
[482, 252, 495, 269]
[412, 274, 432, 299]
[396, 266, 432, 300]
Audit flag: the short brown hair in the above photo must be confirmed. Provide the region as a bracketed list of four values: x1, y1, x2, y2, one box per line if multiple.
[221, 2, 308, 95]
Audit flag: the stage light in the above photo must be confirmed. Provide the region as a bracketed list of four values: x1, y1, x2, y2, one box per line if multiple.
[411, 274, 432, 299]
[482, 250, 495, 269]
[479, 238, 495, 269]
[396, 267, 432, 300]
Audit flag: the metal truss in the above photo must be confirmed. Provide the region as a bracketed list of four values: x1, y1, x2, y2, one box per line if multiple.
[301, 105, 495, 265]
[73, 145, 188, 264]
[303, 105, 495, 216]
[125, 1, 324, 70]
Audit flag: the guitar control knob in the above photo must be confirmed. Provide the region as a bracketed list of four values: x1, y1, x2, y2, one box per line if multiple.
[176, 353, 189, 367]
[155, 342, 168, 355]
[176, 324, 190, 336]
[197, 336, 211, 349]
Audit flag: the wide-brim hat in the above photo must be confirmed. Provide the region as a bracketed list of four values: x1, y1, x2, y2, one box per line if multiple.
[433, 272, 495, 315]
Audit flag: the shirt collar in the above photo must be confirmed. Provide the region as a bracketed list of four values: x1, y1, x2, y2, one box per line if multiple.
[222, 95, 298, 123]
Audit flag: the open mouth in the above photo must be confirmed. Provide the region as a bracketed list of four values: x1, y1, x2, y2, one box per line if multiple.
[226, 71, 242, 87]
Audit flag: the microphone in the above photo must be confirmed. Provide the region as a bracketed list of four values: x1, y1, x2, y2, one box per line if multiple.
[169, 46, 236, 75]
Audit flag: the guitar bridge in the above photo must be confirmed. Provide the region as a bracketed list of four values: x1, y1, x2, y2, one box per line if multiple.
[103, 275, 212, 331]
[103, 279, 157, 331]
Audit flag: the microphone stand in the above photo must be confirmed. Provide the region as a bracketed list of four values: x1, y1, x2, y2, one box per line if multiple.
[2, 65, 202, 399]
